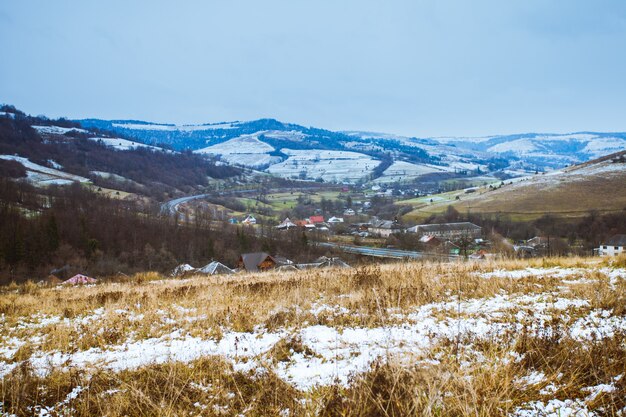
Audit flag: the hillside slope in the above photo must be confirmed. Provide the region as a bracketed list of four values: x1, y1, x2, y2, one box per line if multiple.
[0, 107, 241, 200]
[403, 151, 626, 220]
[432, 132, 626, 168]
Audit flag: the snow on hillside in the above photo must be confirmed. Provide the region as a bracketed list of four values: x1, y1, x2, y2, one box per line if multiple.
[77, 117, 626, 181]
[196, 134, 275, 155]
[0, 155, 90, 185]
[374, 161, 446, 183]
[343, 130, 410, 141]
[430, 135, 496, 144]
[439, 132, 626, 162]
[487, 138, 539, 153]
[263, 130, 308, 142]
[87, 137, 173, 152]
[195, 134, 280, 168]
[32, 125, 88, 135]
[267, 149, 378, 183]
[219, 153, 281, 168]
[111, 122, 240, 131]
[485, 135, 620, 156]
[343, 131, 492, 173]
[90, 171, 137, 184]
[490, 158, 625, 193]
[582, 137, 626, 158]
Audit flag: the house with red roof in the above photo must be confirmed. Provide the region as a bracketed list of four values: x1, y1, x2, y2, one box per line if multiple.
[309, 215, 325, 224]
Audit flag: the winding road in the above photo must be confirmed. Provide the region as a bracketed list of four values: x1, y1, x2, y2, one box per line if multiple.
[159, 185, 340, 216]
[160, 194, 211, 215]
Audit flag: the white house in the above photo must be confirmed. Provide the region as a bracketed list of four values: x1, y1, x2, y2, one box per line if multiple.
[276, 217, 296, 230]
[327, 216, 344, 223]
[242, 214, 257, 225]
[598, 234, 626, 256]
[343, 208, 356, 216]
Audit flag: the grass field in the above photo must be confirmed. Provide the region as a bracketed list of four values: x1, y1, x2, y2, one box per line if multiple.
[401, 160, 626, 223]
[1, 256, 625, 416]
[247, 191, 344, 214]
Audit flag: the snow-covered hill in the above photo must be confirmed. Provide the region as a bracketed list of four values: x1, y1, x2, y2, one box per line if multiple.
[195, 133, 280, 169]
[0, 155, 91, 186]
[432, 132, 626, 166]
[267, 149, 378, 183]
[87, 137, 174, 153]
[78, 117, 626, 184]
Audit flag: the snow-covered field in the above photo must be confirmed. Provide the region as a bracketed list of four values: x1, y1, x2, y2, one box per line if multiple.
[32, 125, 88, 135]
[436, 132, 626, 163]
[1, 259, 625, 415]
[267, 149, 378, 183]
[195, 133, 379, 181]
[87, 137, 173, 153]
[374, 161, 446, 183]
[112, 121, 240, 131]
[195, 134, 280, 168]
[0, 155, 90, 186]
[485, 135, 626, 160]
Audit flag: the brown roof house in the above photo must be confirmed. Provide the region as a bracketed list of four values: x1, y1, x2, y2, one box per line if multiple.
[40, 275, 63, 286]
[238, 252, 278, 272]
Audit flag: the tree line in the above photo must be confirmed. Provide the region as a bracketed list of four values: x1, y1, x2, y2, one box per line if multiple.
[0, 181, 325, 284]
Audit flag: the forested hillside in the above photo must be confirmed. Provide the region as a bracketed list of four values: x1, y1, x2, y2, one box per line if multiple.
[0, 180, 321, 283]
[0, 105, 241, 200]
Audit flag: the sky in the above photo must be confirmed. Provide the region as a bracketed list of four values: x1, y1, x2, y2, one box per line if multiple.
[1, 1, 626, 137]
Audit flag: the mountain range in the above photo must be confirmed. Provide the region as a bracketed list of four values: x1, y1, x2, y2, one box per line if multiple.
[79, 118, 626, 184]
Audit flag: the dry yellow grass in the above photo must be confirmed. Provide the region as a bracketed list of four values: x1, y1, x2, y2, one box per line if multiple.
[402, 160, 626, 221]
[1, 257, 625, 416]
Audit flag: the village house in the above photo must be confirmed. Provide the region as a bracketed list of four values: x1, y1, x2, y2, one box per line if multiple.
[276, 217, 297, 230]
[198, 261, 234, 275]
[597, 234, 626, 256]
[238, 252, 278, 272]
[526, 236, 549, 249]
[241, 214, 257, 225]
[369, 219, 403, 238]
[419, 235, 441, 247]
[406, 222, 482, 240]
[309, 215, 325, 224]
[327, 216, 344, 223]
[525, 235, 569, 256]
[343, 208, 356, 216]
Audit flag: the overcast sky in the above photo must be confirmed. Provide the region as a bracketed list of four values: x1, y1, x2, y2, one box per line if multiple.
[1, 1, 626, 137]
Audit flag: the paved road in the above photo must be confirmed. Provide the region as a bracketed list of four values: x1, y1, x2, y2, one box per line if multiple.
[317, 242, 458, 260]
[160, 194, 211, 215]
[160, 185, 340, 216]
